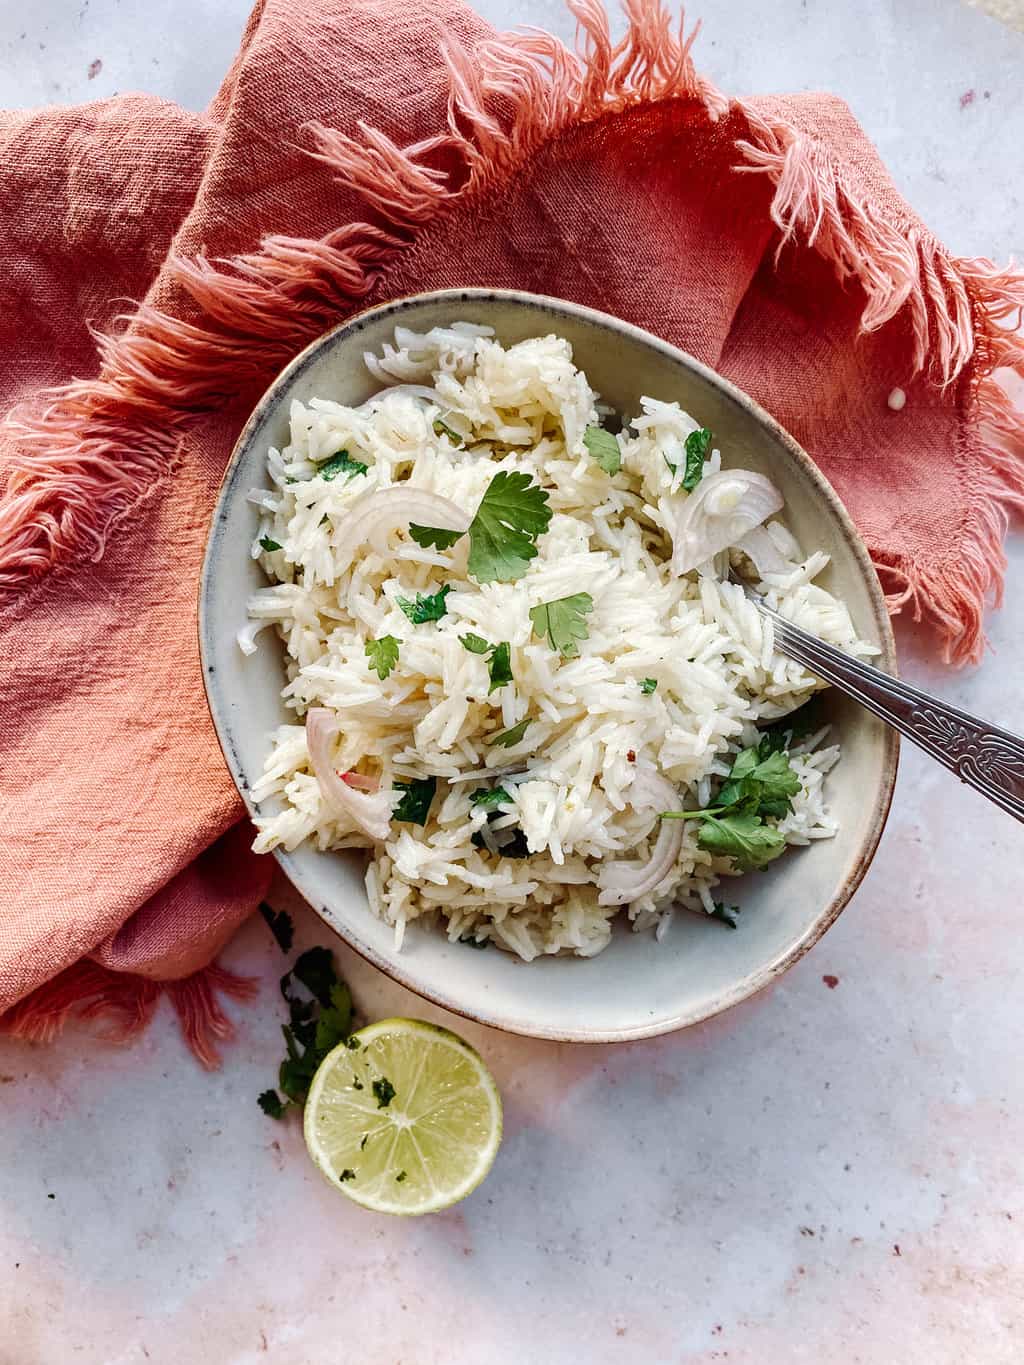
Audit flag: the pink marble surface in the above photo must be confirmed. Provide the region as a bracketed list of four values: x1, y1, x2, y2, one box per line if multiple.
[2, 1, 1023, 1361]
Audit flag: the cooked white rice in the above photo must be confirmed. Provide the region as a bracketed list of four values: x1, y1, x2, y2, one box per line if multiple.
[242, 323, 874, 960]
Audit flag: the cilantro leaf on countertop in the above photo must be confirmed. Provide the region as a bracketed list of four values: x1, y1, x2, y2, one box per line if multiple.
[397, 584, 451, 624]
[489, 718, 530, 748]
[583, 425, 621, 476]
[393, 776, 437, 826]
[365, 635, 401, 681]
[529, 593, 594, 658]
[487, 641, 513, 693]
[682, 427, 713, 492]
[258, 1089, 286, 1119]
[259, 948, 356, 1120]
[466, 471, 552, 583]
[460, 632, 491, 654]
[259, 902, 294, 954]
[409, 524, 464, 551]
[317, 450, 368, 481]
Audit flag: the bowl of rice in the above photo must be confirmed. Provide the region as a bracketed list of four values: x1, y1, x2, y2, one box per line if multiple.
[200, 289, 897, 1041]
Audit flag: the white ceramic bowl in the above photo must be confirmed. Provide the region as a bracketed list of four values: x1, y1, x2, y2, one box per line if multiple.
[199, 289, 898, 1041]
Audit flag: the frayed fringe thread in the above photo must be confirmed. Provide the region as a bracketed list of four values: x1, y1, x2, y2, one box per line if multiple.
[0, 0, 1022, 665]
[0, 959, 257, 1069]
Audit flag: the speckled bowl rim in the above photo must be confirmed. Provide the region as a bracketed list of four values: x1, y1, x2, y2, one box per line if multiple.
[199, 288, 899, 1042]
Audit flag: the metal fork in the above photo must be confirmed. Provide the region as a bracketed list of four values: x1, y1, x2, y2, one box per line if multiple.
[749, 594, 1024, 825]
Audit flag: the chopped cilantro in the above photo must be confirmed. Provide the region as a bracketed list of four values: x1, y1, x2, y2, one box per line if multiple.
[395, 1171, 408, 1183]
[460, 632, 491, 654]
[393, 776, 437, 825]
[710, 902, 740, 929]
[257, 1089, 285, 1119]
[397, 584, 451, 624]
[459, 932, 490, 948]
[488, 641, 513, 693]
[338, 1168, 356, 1182]
[466, 471, 552, 583]
[470, 786, 512, 808]
[259, 902, 294, 953]
[489, 718, 530, 748]
[291, 947, 339, 1008]
[259, 536, 282, 553]
[529, 593, 593, 658]
[640, 677, 658, 695]
[433, 417, 465, 446]
[373, 1077, 396, 1109]
[409, 524, 464, 551]
[682, 428, 713, 491]
[583, 425, 621, 476]
[365, 634, 400, 680]
[318, 450, 368, 481]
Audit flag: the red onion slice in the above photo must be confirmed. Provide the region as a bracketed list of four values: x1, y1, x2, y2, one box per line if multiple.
[332, 487, 471, 573]
[672, 469, 783, 576]
[306, 708, 394, 841]
[597, 770, 683, 906]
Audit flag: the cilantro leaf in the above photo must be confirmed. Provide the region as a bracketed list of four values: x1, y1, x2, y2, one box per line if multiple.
[716, 746, 800, 817]
[318, 450, 368, 481]
[467, 472, 552, 583]
[373, 1077, 396, 1109]
[259, 536, 282, 553]
[640, 677, 658, 695]
[292, 946, 338, 1008]
[583, 425, 621, 476]
[529, 593, 593, 658]
[682, 428, 713, 491]
[460, 632, 491, 654]
[314, 981, 353, 1054]
[259, 902, 294, 953]
[469, 786, 512, 808]
[257, 1089, 286, 1119]
[709, 902, 740, 929]
[488, 641, 513, 693]
[365, 635, 400, 680]
[409, 524, 464, 551]
[393, 776, 437, 825]
[432, 417, 465, 447]
[489, 718, 530, 747]
[696, 811, 786, 871]
[397, 584, 451, 624]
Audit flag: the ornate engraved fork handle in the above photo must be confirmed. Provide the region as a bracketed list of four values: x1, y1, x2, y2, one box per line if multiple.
[753, 600, 1024, 825]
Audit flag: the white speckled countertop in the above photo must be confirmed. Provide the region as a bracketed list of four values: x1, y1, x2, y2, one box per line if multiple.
[1, 3, 1022, 1362]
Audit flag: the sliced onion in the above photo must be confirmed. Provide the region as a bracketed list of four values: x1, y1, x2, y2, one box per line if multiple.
[306, 708, 394, 841]
[597, 769, 683, 906]
[331, 487, 471, 573]
[671, 470, 783, 576]
[734, 524, 791, 578]
[342, 771, 379, 793]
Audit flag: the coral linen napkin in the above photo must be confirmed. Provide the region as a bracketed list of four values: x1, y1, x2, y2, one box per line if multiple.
[1, 0, 1021, 1063]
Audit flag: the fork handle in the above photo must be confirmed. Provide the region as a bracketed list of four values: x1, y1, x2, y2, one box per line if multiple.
[758, 601, 1024, 825]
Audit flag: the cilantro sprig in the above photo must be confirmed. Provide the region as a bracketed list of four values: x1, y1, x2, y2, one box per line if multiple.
[258, 947, 355, 1120]
[660, 739, 802, 871]
[529, 593, 594, 658]
[406, 471, 551, 584]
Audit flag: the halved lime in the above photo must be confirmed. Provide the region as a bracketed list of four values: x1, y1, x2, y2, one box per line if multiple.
[303, 1017, 502, 1216]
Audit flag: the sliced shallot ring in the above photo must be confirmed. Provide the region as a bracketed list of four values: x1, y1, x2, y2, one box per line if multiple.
[672, 469, 783, 576]
[306, 708, 394, 841]
[331, 487, 471, 573]
[734, 525, 791, 578]
[597, 770, 683, 906]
